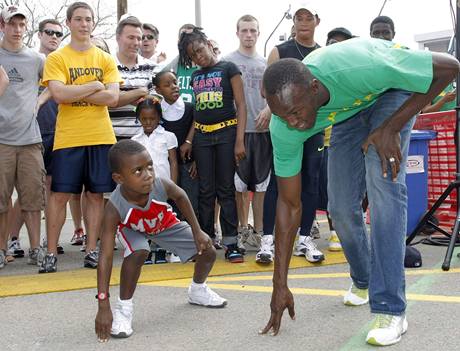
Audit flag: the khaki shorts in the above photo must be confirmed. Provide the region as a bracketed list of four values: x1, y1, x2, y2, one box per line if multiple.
[0, 143, 46, 213]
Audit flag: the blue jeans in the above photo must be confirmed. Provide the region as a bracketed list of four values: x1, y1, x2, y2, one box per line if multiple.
[193, 127, 238, 245]
[328, 90, 414, 316]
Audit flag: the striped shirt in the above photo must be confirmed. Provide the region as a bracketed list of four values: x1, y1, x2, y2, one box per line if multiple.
[109, 54, 156, 138]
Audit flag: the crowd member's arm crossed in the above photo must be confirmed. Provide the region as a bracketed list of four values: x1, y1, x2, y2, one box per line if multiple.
[0, 65, 9, 97]
[48, 79, 119, 107]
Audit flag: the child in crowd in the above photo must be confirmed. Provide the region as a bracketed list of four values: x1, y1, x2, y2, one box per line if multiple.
[178, 28, 247, 263]
[95, 140, 227, 341]
[153, 71, 198, 216]
[132, 98, 179, 263]
[132, 98, 178, 183]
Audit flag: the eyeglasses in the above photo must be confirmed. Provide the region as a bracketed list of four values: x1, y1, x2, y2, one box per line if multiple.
[142, 34, 156, 41]
[42, 29, 64, 38]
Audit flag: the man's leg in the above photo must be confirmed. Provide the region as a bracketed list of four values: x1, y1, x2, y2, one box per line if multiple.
[0, 145, 17, 255]
[328, 112, 369, 288]
[16, 144, 46, 261]
[252, 192, 265, 233]
[84, 192, 104, 252]
[365, 90, 414, 316]
[235, 191, 250, 228]
[46, 192, 71, 255]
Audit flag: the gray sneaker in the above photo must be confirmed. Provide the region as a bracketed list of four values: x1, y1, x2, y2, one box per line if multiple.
[38, 253, 57, 273]
[0, 249, 6, 269]
[27, 248, 40, 265]
[84, 250, 98, 269]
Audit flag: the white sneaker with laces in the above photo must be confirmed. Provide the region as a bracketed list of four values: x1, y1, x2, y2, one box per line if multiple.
[343, 283, 369, 306]
[293, 235, 325, 262]
[188, 282, 227, 308]
[255, 235, 274, 264]
[167, 252, 181, 263]
[111, 298, 133, 338]
[366, 314, 408, 346]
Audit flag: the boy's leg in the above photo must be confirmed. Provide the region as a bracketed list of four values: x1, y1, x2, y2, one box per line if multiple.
[119, 250, 150, 299]
[153, 222, 227, 307]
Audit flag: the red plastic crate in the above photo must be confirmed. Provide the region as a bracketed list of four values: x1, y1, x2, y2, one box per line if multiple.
[413, 110, 456, 229]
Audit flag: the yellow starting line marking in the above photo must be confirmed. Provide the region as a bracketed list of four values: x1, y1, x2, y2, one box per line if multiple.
[142, 281, 460, 304]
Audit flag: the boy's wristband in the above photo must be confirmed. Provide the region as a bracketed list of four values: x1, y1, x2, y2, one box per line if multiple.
[185, 139, 192, 145]
[96, 292, 110, 301]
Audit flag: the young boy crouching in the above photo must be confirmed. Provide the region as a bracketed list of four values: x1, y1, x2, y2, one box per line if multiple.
[95, 140, 226, 342]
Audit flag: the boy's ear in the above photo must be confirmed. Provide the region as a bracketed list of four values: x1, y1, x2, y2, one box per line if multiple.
[112, 172, 123, 185]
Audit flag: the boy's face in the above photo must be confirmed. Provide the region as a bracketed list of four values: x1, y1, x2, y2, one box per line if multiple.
[237, 20, 259, 49]
[293, 10, 319, 41]
[117, 24, 142, 59]
[113, 150, 155, 195]
[370, 22, 394, 41]
[38, 23, 63, 53]
[66, 7, 94, 41]
[0, 16, 27, 46]
[141, 29, 158, 54]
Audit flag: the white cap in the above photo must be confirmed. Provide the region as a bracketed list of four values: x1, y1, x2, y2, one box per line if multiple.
[291, 1, 318, 17]
[1, 5, 27, 23]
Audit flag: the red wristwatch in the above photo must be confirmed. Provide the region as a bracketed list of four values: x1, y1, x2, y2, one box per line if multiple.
[96, 292, 110, 301]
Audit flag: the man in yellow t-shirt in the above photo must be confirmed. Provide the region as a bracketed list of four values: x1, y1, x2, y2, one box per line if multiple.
[39, 1, 122, 273]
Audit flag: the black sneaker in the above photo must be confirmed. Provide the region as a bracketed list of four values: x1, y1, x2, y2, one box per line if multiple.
[8, 237, 24, 258]
[57, 245, 64, 255]
[154, 249, 167, 264]
[144, 250, 154, 265]
[84, 250, 98, 269]
[38, 253, 57, 273]
[225, 245, 244, 263]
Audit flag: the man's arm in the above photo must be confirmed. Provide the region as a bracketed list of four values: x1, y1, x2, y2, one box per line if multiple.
[48, 80, 105, 104]
[254, 47, 280, 130]
[83, 83, 120, 108]
[0, 65, 9, 97]
[95, 202, 120, 341]
[260, 173, 300, 336]
[421, 89, 456, 113]
[231, 74, 247, 164]
[116, 87, 149, 107]
[363, 53, 460, 180]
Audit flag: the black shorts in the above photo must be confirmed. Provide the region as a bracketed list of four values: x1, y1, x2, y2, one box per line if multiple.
[318, 147, 329, 211]
[235, 132, 272, 192]
[51, 144, 115, 194]
[42, 133, 55, 175]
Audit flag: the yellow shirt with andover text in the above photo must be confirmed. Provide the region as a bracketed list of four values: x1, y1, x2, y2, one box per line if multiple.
[42, 45, 122, 150]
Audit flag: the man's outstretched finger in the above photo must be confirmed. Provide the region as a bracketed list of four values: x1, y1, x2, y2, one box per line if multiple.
[259, 318, 274, 334]
[288, 304, 296, 320]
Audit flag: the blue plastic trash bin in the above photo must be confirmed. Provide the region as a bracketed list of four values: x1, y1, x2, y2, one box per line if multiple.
[406, 130, 437, 235]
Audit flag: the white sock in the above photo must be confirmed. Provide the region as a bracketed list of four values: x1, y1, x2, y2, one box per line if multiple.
[191, 281, 205, 289]
[118, 297, 133, 305]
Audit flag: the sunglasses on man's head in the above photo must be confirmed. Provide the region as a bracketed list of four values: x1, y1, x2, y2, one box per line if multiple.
[42, 29, 63, 38]
[142, 34, 156, 41]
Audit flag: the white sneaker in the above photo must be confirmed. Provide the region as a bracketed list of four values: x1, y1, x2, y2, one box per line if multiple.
[167, 252, 181, 263]
[328, 231, 342, 252]
[255, 235, 274, 264]
[343, 283, 369, 306]
[188, 282, 227, 308]
[293, 235, 325, 263]
[366, 314, 408, 346]
[246, 230, 262, 249]
[111, 298, 133, 338]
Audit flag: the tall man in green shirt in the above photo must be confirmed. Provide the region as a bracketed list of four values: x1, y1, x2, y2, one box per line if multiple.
[259, 38, 459, 346]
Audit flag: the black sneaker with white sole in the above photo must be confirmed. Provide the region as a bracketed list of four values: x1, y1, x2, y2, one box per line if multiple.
[38, 253, 57, 273]
[84, 250, 98, 269]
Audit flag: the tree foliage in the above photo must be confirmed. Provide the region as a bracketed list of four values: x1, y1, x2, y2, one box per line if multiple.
[0, 0, 116, 47]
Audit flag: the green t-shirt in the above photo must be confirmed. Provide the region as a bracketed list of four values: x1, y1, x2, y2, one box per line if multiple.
[432, 83, 455, 111]
[177, 64, 198, 104]
[270, 38, 434, 177]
